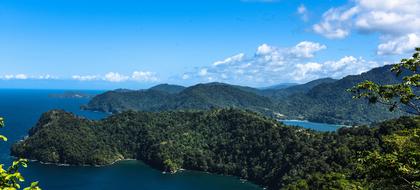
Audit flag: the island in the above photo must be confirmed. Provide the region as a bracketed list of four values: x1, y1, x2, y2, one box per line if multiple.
[11, 108, 419, 189]
[48, 91, 96, 99]
[82, 65, 405, 125]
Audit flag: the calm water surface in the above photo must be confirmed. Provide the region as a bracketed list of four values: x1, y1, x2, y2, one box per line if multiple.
[0, 89, 341, 189]
[281, 120, 343, 132]
[0, 89, 261, 190]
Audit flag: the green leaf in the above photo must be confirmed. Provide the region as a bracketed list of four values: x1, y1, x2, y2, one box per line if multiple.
[0, 135, 7, 141]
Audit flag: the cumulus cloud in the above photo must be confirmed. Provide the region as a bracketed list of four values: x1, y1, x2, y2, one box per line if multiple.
[182, 41, 383, 86]
[377, 33, 420, 55]
[290, 41, 326, 58]
[0, 74, 58, 80]
[13, 74, 28, 80]
[131, 71, 158, 82]
[313, 6, 358, 39]
[72, 75, 100, 81]
[104, 72, 129, 82]
[313, 0, 420, 55]
[36, 74, 57, 80]
[213, 53, 245, 66]
[293, 56, 379, 81]
[71, 71, 159, 83]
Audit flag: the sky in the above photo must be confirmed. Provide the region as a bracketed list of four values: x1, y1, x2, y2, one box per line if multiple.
[0, 0, 419, 89]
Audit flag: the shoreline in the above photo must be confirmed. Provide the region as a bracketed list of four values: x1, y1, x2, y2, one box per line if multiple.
[27, 158, 137, 168]
[279, 119, 351, 128]
[25, 157, 264, 188]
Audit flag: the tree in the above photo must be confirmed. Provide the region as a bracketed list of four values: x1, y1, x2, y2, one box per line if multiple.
[356, 127, 420, 189]
[0, 117, 41, 190]
[349, 49, 420, 189]
[349, 47, 420, 115]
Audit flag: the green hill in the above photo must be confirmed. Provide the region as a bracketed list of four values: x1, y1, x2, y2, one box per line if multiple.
[276, 65, 406, 124]
[148, 84, 186, 94]
[83, 65, 407, 124]
[11, 109, 419, 189]
[84, 82, 275, 114]
[262, 78, 337, 100]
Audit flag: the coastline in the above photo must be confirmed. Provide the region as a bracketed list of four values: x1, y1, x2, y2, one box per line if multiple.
[24, 157, 263, 188]
[26, 158, 137, 168]
[279, 119, 350, 128]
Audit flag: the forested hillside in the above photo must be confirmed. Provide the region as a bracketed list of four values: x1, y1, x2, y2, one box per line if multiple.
[276, 65, 406, 124]
[11, 109, 419, 189]
[83, 65, 406, 125]
[84, 82, 275, 115]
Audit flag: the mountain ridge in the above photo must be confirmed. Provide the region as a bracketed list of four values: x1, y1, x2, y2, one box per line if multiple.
[83, 64, 406, 124]
[11, 109, 419, 189]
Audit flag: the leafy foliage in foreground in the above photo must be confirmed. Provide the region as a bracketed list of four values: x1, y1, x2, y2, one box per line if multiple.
[276, 65, 405, 125]
[0, 117, 41, 190]
[11, 109, 419, 189]
[349, 47, 419, 115]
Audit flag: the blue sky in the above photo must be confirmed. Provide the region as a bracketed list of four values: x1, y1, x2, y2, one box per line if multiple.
[0, 0, 419, 89]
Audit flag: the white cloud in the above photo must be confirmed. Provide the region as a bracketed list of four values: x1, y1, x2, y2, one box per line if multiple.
[313, 7, 358, 39]
[72, 71, 159, 83]
[290, 41, 326, 58]
[131, 71, 158, 82]
[72, 75, 99, 81]
[36, 74, 57, 80]
[182, 74, 190, 80]
[292, 56, 379, 81]
[313, 0, 420, 54]
[199, 68, 208, 76]
[14, 74, 28, 79]
[297, 4, 309, 22]
[293, 62, 322, 81]
[213, 53, 245, 66]
[377, 33, 420, 55]
[104, 72, 130, 82]
[182, 41, 382, 86]
[0, 74, 57, 80]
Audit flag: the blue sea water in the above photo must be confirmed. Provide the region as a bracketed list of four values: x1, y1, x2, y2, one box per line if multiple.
[0, 89, 342, 190]
[0, 89, 262, 190]
[281, 120, 343, 132]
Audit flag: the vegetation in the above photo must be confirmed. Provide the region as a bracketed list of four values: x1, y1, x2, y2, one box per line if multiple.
[276, 65, 405, 125]
[83, 82, 275, 115]
[0, 117, 41, 190]
[347, 48, 420, 190]
[148, 84, 186, 94]
[350, 47, 419, 115]
[83, 65, 404, 125]
[11, 109, 419, 189]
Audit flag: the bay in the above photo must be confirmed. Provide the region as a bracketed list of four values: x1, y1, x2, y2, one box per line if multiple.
[0, 89, 261, 190]
[281, 120, 343, 132]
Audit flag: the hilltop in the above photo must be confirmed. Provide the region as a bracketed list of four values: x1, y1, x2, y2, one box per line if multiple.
[11, 109, 419, 189]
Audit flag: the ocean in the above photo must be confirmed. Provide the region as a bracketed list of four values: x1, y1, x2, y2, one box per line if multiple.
[0, 89, 341, 190]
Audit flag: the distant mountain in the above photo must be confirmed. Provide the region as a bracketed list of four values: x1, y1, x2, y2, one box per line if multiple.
[276, 65, 406, 124]
[83, 82, 274, 114]
[148, 84, 186, 94]
[83, 65, 407, 124]
[82, 89, 173, 113]
[265, 78, 337, 100]
[48, 91, 95, 99]
[260, 83, 298, 90]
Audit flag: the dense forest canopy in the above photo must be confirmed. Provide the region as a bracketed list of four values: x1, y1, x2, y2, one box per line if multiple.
[83, 65, 405, 125]
[11, 109, 420, 189]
